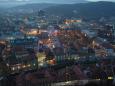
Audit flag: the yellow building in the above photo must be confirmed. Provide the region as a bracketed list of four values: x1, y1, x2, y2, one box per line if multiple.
[36, 52, 46, 62]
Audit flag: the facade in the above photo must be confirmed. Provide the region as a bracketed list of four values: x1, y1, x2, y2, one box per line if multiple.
[9, 36, 38, 50]
[112, 24, 115, 37]
[3, 46, 38, 74]
[2, 37, 39, 74]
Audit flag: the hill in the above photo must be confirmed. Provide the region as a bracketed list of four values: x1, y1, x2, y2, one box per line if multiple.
[44, 1, 115, 19]
[8, 3, 58, 13]
[6, 0, 89, 13]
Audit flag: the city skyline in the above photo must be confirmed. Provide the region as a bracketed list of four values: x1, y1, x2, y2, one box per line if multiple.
[0, 0, 115, 85]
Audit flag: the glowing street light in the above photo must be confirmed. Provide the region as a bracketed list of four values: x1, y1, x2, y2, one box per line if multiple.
[12, 67, 15, 71]
[22, 65, 26, 68]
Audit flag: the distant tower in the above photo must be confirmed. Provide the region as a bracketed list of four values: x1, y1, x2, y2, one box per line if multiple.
[38, 10, 45, 17]
[113, 24, 115, 37]
[24, 17, 28, 24]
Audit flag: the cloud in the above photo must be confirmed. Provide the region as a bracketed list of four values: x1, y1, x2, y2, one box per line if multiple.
[0, 0, 86, 3]
[0, 0, 29, 1]
[0, 0, 114, 3]
[87, 0, 115, 2]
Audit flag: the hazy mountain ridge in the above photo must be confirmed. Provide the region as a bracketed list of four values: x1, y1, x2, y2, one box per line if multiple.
[11, 3, 57, 10]
[3, 0, 89, 12]
[0, 0, 88, 8]
[6, 3, 59, 13]
[1, 1, 115, 20]
[44, 1, 115, 19]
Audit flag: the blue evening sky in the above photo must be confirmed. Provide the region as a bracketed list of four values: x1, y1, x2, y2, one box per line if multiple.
[0, 0, 114, 3]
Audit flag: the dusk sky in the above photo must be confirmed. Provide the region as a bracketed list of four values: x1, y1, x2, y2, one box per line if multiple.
[0, 0, 115, 8]
[0, 0, 115, 3]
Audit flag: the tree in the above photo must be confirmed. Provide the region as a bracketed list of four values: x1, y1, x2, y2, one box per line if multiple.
[0, 60, 10, 77]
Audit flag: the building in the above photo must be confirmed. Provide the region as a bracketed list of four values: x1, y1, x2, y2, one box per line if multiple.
[3, 47, 38, 74]
[64, 19, 82, 24]
[112, 24, 115, 37]
[98, 24, 114, 42]
[2, 37, 39, 74]
[9, 36, 39, 50]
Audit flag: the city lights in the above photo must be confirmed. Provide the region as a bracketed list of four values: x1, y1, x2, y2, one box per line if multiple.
[108, 77, 113, 80]
[39, 62, 44, 66]
[18, 66, 21, 69]
[0, 1, 115, 86]
[11, 67, 15, 71]
[27, 64, 31, 67]
[22, 65, 26, 68]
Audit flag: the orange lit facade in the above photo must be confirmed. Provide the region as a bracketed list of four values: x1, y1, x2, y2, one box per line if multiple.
[64, 19, 82, 24]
